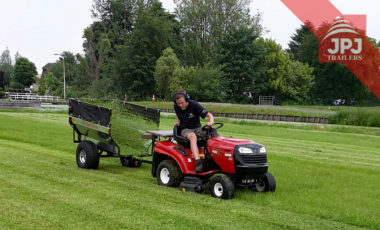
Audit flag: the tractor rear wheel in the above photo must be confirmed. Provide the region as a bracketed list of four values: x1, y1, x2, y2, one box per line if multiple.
[156, 160, 182, 187]
[210, 174, 235, 199]
[76, 141, 99, 169]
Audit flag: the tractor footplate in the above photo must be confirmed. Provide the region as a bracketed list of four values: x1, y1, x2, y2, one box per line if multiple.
[180, 176, 208, 193]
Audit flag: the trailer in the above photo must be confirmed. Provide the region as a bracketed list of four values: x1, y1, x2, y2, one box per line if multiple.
[68, 99, 147, 168]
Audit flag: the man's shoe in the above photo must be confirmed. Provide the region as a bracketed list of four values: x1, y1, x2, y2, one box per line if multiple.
[195, 159, 204, 173]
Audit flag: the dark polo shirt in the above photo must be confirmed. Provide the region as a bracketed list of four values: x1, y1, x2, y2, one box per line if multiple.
[174, 100, 208, 129]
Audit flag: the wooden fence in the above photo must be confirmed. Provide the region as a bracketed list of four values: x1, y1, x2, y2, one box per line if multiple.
[0, 100, 41, 109]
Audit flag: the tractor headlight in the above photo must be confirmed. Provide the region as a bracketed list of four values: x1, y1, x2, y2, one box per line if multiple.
[238, 147, 253, 154]
[259, 147, 266, 154]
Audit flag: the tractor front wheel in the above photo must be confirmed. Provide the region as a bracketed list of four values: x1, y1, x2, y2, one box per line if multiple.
[253, 172, 276, 192]
[76, 141, 100, 169]
[156, 160, 182, 187]
[210, 174, 235, 199]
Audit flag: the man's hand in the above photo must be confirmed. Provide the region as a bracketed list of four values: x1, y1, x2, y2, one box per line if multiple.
[206, 113, 214, 126]
[174, 119, 180, 128]
[206, 121, 214, 126]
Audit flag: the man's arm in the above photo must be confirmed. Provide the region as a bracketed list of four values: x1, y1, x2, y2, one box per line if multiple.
[174, 117, 180, 128]
[206, 112, 214, 126]
[173, 105, 180, 127]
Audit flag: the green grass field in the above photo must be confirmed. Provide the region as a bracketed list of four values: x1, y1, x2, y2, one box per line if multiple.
[0, 110, 379, 229]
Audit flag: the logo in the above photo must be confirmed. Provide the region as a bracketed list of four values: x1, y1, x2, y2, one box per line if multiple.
[281, 0, 380, 99]
[319, 17, 364, 62]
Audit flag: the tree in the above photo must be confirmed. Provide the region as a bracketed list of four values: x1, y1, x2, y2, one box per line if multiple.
[255, 38, 314, 102]
[14, 51, 22, 61]
[46, 52, 92, 98]
[91, 0, 139, 34]
[79, 0, 183, 99]
[12, 57, 37, 88]
[154, 47, 180, 100]
[169, 63, 224, 102]
[117, 0, 179, 100]
[215, 25, 264, 102]
[185, 63, 224, 101]
[89, 58, 118, 99]
[0, 48, 13, 87]
[287, 21, 314, 60]
[289, 24, 375, 104]
[175, 0, 262, 65]
[169, 66, 188, 94]
[70, 54, 92, 98]
[38, 72, 60, 95]
[83, 25, 111, 82]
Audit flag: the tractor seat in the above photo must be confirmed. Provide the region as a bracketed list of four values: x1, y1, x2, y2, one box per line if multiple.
[173, 125, 207, 149]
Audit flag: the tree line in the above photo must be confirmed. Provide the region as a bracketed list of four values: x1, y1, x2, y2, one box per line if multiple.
[0, 49, 37, 90]
[1, 0, 379, 105]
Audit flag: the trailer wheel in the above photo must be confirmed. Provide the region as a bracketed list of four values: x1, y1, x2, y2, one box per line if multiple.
[120, 156, 134, 167]
[133, 159, 142, 168]
[156, 160, 182, 187]
[120, 157, 142, 168]
[210, 174, 234, 199]
[76, 141, 100, 169]
[254, 172, 276, 192]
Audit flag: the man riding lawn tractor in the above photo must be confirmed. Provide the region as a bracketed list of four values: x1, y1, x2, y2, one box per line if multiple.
[173, 90, 214, 172]
[148, 90, 276, 198]
[69, 94, 276, 199]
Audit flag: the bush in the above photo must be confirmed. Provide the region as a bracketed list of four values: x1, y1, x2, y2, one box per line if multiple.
[169, 63, 224, 102]
[0, 90, 5, 98]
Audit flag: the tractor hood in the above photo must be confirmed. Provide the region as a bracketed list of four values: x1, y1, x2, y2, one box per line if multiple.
[207, 136, 254, 150]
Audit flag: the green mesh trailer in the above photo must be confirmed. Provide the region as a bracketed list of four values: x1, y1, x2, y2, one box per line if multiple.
[68, 99, 144, 169]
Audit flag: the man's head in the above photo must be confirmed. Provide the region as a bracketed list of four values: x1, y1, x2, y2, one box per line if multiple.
[174, 90, 189, 110]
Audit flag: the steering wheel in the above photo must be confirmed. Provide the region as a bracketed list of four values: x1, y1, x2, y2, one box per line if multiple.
[201, 122, 224, 131]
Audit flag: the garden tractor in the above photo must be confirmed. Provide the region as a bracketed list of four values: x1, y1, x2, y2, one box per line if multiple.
[144, 122, 276, 199]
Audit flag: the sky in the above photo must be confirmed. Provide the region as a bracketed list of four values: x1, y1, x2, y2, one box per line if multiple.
[1, 0, 379, 75]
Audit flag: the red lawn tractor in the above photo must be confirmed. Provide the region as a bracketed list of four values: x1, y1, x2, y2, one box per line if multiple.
[145, 122, 276, 199]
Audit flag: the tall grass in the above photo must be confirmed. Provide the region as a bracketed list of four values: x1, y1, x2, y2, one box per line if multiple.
[80, 100, 157, 156]
[329, 108, 380, 127]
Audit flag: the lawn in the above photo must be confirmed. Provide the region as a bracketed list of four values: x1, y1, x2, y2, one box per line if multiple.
[0, 110, 379, 229]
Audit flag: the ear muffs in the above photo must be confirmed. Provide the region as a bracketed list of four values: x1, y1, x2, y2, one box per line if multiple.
[173, 91, 190, 103]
